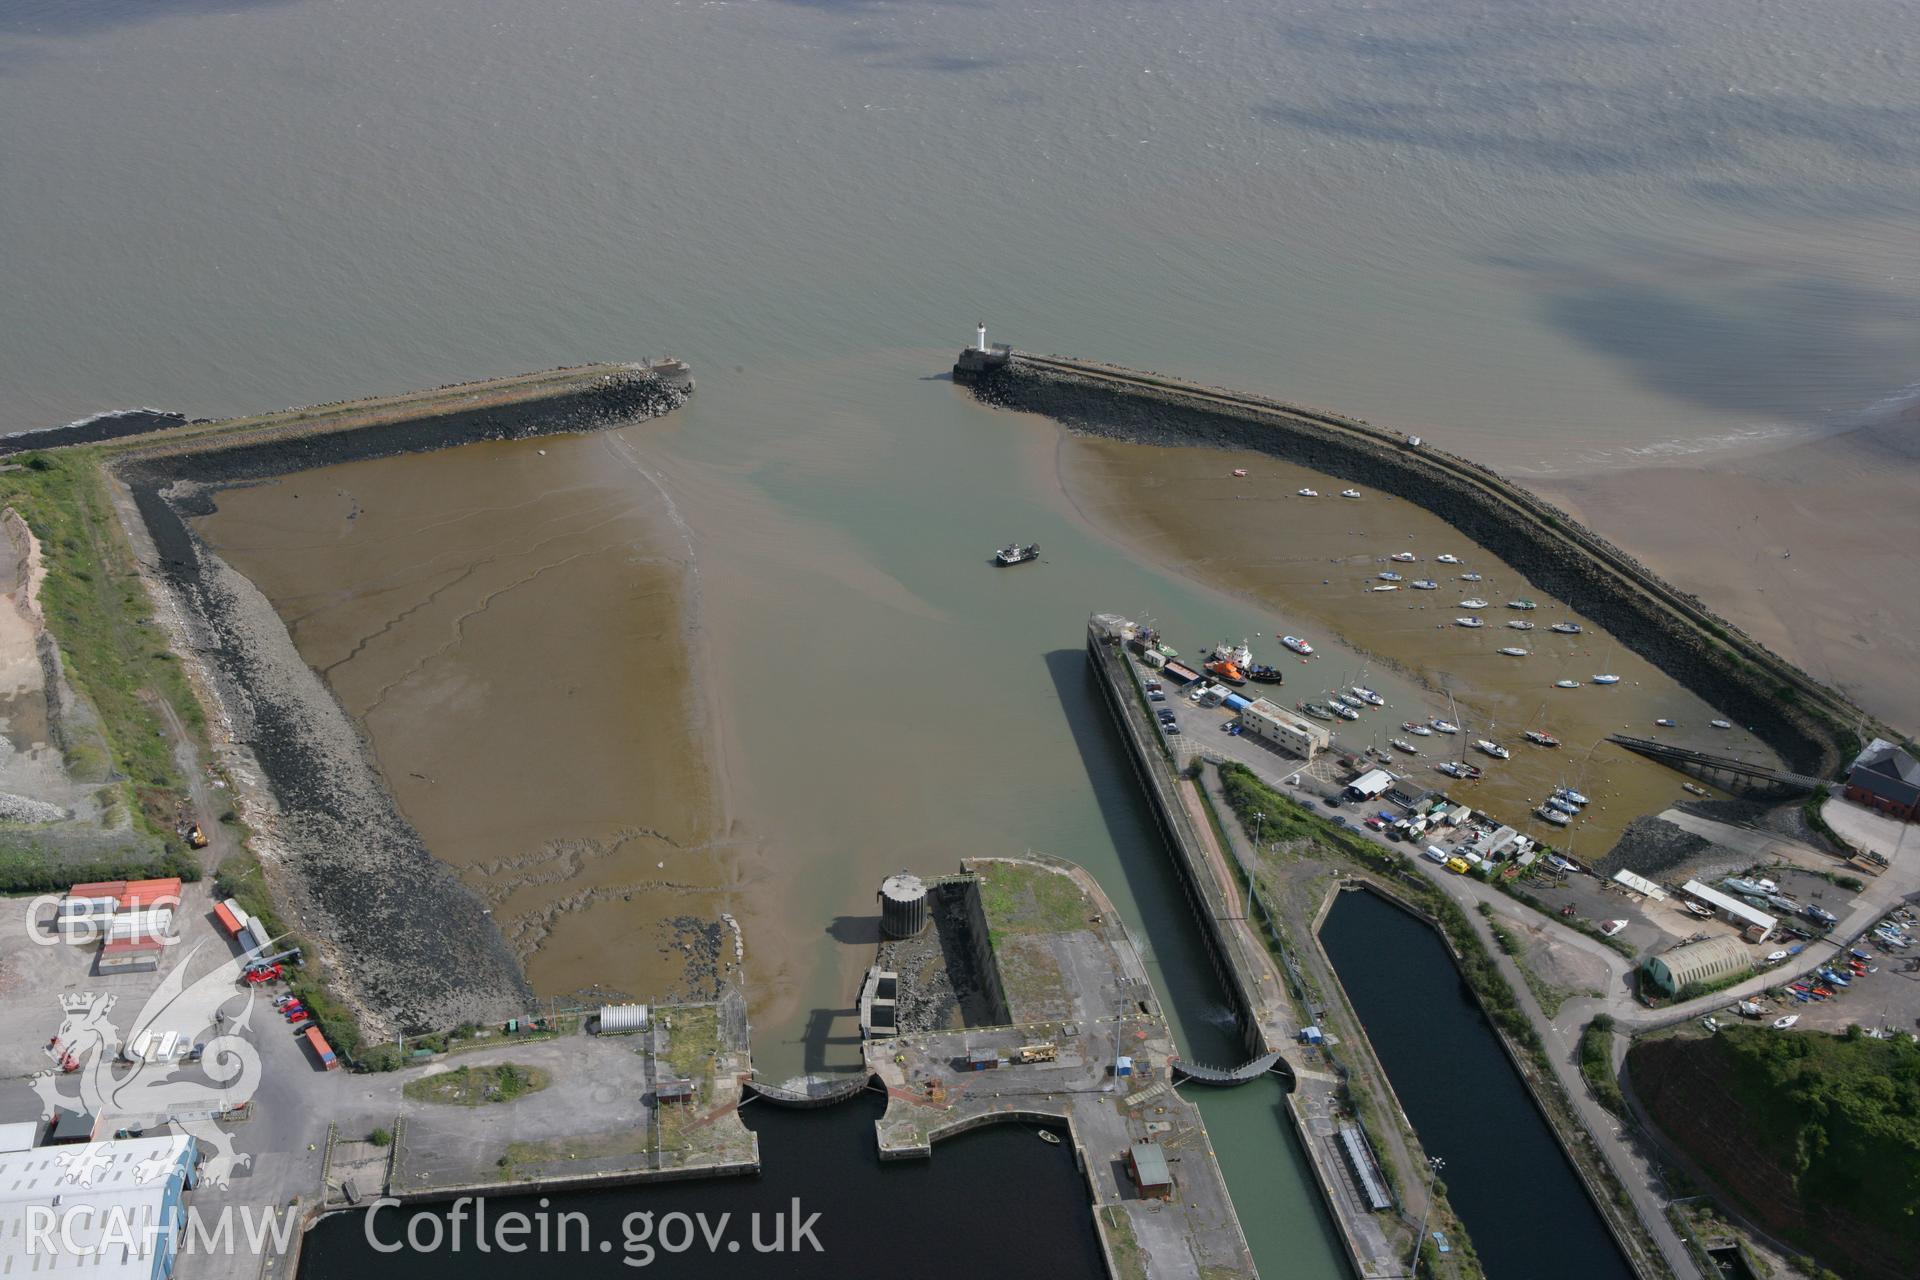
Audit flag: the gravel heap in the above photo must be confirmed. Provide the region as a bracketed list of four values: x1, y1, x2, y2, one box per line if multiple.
[0, 791, 69, 823]
[1595, 815, 1710, 880]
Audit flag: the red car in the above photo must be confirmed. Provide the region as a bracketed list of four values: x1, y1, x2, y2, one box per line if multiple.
[243, 965, 282, 985]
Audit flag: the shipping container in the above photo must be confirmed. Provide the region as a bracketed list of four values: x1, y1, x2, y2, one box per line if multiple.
[120, 878, 182, 910]
[303, 1026, 339, 1070]
[1222, 693, 1251, 712]
[212, 901, 245, 937]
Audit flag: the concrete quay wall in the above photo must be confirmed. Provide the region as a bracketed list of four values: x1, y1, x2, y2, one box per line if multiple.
[973, 354, 1874, 779]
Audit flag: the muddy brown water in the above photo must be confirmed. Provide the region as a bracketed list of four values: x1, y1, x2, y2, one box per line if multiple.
[192, 428, 737, 1005]
[1055, 435, 1778, 853]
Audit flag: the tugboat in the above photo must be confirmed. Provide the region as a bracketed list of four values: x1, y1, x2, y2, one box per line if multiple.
[995, 542, 1040, 566]
[1550, 622, 1583, 635]
[1282, 635, 1315, 656]
[1523, 729, 1561, 748]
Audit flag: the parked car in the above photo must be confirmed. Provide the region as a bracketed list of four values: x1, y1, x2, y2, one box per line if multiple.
[1148, 691, 1166, 702]
[1364, 817, 1386, 831]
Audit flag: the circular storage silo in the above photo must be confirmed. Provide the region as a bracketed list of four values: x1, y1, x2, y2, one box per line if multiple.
[878, 872, 930, 939]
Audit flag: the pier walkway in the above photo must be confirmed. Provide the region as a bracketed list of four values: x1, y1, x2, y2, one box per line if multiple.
[1607, 734, 1822, 791]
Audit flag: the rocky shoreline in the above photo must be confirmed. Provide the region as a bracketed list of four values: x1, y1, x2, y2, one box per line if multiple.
[962, 354, 1865, 781]
[108, 366, 690, 1036]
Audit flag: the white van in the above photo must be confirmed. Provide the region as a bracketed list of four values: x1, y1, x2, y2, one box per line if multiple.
[1424, 845, 1448, 864]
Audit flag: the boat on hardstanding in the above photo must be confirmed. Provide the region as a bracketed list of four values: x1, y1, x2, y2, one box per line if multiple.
[1411, 579, 1438, 590]
[1550, 622, 1582, 635]
[1436, 554, 1461, 564]
[1282, 635, 1315, 656]
[1474, 739, 1510, 760]
[1523, 729, 1561, 747]
[1390, 552, 1417, 562]
[1455, 617, 1484, 629]
[1430, 718, 1460, 734]
[1459, 597, 1489, 609]
[1350, 686, 1386, 707]
[1535, 805, 1571, 827]
[995, 542, 1040, 566]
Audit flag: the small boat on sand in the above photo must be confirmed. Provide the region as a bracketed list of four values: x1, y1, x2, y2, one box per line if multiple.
[1411, 579, 1438, 590]
[1654, 718, 1676, 727]
[1372, 584, 1399, 592]
[1506, 599, 1537, 611]
[1460, 572, 1484, 582]
[1378, 571, 1403, 581]
[1231, 469, 1249, 477]
[1710, 719, 1732, 729]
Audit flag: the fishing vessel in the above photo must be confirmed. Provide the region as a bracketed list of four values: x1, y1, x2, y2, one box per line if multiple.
[1455, 617, 1484, 628]
[1498, 646, 1529, 657]
[1341, 489, 1362, 499]
[1459, 572, 1484, 582]
[1402, 721, 1433, 737]
[1297, 488, 1319, 497]
[1282, 635, 1315, 656]
[1506, 620, 1535, 630]
[1391, 738, 1419, 754]
[1435, 554, 1461, 564]
[1535, 805, 1571, 827]
[1349, 686, 1386, 707]
[1554, 679, 1581, 689]
[1459, 598, 1488, 609]
[1474, 739, 1510, 760]
[995, 542, 1040, 566]
[1390, 552, 1417, 563]
[1299, 702, 1335, 721]
[1592, 674, 1621, 685]
[1550, 622, 1583, 635]
[1430, 718, 1460, 734]
[1506, 599, 1537, 611]
[1523, 729, 1561, 747]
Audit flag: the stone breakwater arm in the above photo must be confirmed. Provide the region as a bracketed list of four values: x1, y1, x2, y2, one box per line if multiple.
[965, 352, 1882, 779]
[97, 361, 692, 1038]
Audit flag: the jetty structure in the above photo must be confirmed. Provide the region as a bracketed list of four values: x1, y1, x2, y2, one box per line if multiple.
[954, 336, 1886, 784]
[72, 361, 693, 1038]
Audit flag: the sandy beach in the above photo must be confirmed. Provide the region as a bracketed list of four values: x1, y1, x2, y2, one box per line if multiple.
[1535, 409, 1920, 734]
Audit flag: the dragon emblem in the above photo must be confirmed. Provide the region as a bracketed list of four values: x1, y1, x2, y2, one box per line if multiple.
[33, 940, 265, 1188]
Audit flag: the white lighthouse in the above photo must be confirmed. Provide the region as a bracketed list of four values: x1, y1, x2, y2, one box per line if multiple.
[975, 321, 988, 353]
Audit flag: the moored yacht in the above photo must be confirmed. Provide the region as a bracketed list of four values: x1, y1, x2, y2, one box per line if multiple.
[1411, 579, 1438, 590]
[1455, 617, 1484, 628]
[1592, 674, 1621, 685]
[1402, 721, 1434, 736]
[1459, 598, 1489, 609]
[1535, 805, 1571, 827]
[1460, 572, 1484, 582]
[1378, 571, 1403, 581]
[1550, 622, 1583, 635]
[1474, 738, 1510, 759]
[1506, 620, 1535, 630]
[1435, 554, 1461, 564]
[1350, 686, 1386, 707]
[1430, 718, 1460, 734]
[1390, 552, 1417, 563]
[1555, 786, 1589, 806]
[1297, 488, 1319, 497]
[1391, 738, 1419, 753]
[1498, 646, 1529, 656]
[1506, 599, 1537, 611]
[1341, 488, 1362, 499]
[1523, 729, 1561, 747]
[1554, 679, 1581, 689]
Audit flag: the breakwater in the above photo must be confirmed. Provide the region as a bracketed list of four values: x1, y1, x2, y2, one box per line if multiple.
[962, 352, 1870, 781]
[95, 362, 692, 1036]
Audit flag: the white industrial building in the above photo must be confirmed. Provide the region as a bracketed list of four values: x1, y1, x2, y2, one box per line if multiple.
[0, 1134, 198, 1280]
[1680, 880, 1777, 942]
[1238, 699, 1331, 759]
